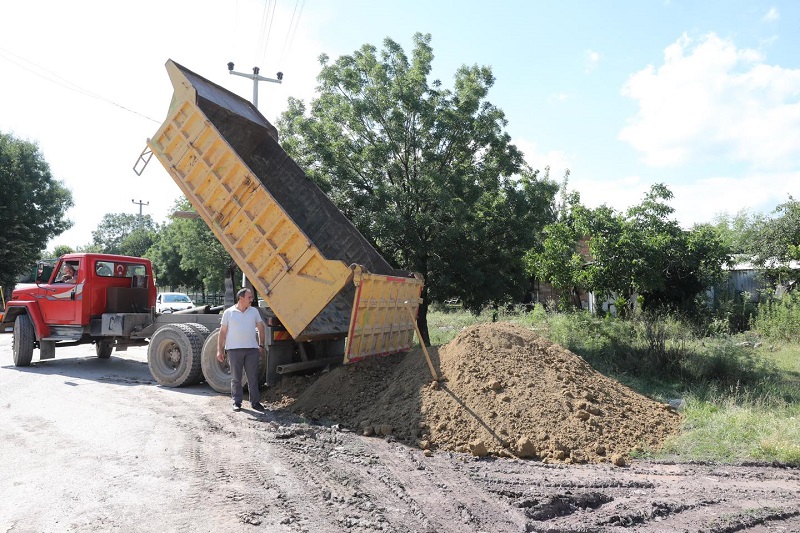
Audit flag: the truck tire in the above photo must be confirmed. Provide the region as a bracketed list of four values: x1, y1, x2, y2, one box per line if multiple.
[200, 329, 229, 394]
[200, 329, 266, 394]
[147, 324, 203, 387]
[12, 314, 35, 367]
[185, 323, 210, 344]
[96, 339, 114, 359]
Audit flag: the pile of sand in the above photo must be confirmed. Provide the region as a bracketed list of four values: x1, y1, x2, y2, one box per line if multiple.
[263, 322, 682, 464]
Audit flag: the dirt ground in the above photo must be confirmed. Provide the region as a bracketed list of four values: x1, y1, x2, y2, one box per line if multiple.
[2, 323, 800, 532]
[271, 323, 682, 465]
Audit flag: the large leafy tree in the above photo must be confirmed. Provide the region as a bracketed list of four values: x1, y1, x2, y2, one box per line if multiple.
[0, 132, 73, 289]
[278, 33, 558, 340]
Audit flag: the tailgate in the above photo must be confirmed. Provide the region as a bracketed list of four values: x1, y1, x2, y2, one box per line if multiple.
[345, 267, 424, 363]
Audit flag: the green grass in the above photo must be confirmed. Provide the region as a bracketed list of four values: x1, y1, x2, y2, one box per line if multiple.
[424, 306, 800, 465]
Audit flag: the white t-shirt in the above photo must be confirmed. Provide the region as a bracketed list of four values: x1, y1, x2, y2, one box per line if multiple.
[221, 305, 263, 349]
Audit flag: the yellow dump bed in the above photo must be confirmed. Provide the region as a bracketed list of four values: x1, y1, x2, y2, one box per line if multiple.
[146, 60, 423, 360]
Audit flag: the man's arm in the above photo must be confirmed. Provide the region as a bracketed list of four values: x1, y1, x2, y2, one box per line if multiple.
[216, 324, 229, 362]
[256, 320, 266, 351]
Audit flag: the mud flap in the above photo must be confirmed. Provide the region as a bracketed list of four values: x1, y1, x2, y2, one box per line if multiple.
[39, 340, 56, 360]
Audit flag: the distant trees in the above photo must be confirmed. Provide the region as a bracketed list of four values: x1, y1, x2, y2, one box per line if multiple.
[145, 200, 230, 292]
[527, 184, 730, 317]
[713, 196, 800, 289]
[48, 245, 75, 259]
[750, 197, 800, 266]
[277, 33, 558, 340]
[0, 132, 73, 289]
[91, 213, 158, 257]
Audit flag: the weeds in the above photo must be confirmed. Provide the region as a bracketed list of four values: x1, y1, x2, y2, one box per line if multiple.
[753, 291, 800, 340]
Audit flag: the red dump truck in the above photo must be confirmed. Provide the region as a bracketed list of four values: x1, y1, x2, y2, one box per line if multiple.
[3, 59, 424, 392]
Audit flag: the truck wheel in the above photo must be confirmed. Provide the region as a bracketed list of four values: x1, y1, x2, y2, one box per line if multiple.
[185, 323, 210, 344]
[12, 314, 35, 367]
[96, 339, 114, 359]
[147, 324, 203, 387]
[200, 329, 230, 394]
[200, 329, 266, 394]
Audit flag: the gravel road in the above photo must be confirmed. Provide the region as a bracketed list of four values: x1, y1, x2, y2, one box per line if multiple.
[2, 333, 799, 533]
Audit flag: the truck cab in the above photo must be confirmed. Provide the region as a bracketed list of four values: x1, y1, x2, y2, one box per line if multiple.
[3, 253, 157, 365]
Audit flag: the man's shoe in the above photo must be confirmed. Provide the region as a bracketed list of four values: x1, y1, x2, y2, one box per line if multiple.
[251, 402, 265, 411]
[233, 403, 242, 412]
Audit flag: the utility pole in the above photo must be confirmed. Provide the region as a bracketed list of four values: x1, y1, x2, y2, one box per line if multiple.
[227, 62, 283, 109]
[131, 199, 149, 226]
[226, 62, 283, 303]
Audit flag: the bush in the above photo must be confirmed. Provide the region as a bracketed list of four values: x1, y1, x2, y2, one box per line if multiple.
[753, 291, 800, 340]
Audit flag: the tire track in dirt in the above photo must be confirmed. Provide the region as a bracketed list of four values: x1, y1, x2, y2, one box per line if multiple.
[252, 421, 399, 531]
[247, 417, 531, 532]
[455, 458, 800, 532]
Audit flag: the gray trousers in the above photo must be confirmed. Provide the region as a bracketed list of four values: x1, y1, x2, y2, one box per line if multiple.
[227, 348, 260, 405]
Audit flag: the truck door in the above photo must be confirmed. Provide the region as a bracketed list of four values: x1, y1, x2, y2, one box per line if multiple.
[39, 260, 82, 324]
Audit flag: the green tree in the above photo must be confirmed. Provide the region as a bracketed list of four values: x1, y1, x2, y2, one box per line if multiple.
[750, 197, 800, 262]
[582, 184, 728, 315]
[749, 196, 800, 288]
[146, 221, 201, 290]
[91, 213, 157, 255]
[711, 209, 763, 256]
[0, 132, 73, 289]
[527, 184, 729, 317]
[278, 33, 558, 340]
[46, 244, 75, 259]
[145, 199, 232, 293]
[119, 227, 157, 258]
[526, 189, 590, 308]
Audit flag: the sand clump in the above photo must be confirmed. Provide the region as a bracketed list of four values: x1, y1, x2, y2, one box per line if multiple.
[263, 322, 682, 464]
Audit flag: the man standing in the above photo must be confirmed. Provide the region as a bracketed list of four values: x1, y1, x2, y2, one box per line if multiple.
[216, 288, 266, 412]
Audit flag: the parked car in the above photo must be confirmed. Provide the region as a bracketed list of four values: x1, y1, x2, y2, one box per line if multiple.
[156, 292, 194, 313]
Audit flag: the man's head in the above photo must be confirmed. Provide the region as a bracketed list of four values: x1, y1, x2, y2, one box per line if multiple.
[64, 264, 76, 276]
[236, 288, 253, 304]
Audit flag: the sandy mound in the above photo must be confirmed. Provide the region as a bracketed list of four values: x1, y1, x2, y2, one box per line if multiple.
[263, 322, 682, 464]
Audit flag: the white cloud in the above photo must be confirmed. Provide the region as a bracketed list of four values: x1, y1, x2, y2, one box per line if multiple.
[763, 7, 780, 22]
[515, 139, 572, 180]
[669, 171, 799, 226]
[585, 49, 601, 73]
[569, 174, 649, 215]
[618, 32, 800, 170]
[569, 170, 800, 228]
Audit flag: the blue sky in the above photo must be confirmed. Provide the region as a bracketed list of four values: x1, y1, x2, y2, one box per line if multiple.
[1, 0, 798, 249]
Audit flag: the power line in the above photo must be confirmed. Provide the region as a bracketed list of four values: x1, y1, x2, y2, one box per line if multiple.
[260, 0, 278, 67]
[0, 47, 160, 124]
[280, 0, 306, 66]
[255, 0, 275, 66]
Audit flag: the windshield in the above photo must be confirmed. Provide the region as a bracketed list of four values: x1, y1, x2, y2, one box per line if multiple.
[164, 294, 191, 303]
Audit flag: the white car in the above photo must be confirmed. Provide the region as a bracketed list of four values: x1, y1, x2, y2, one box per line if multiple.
[156, 292, 194, 313]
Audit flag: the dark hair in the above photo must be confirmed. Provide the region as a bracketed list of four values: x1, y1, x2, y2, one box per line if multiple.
[236, 288, 250, 300]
